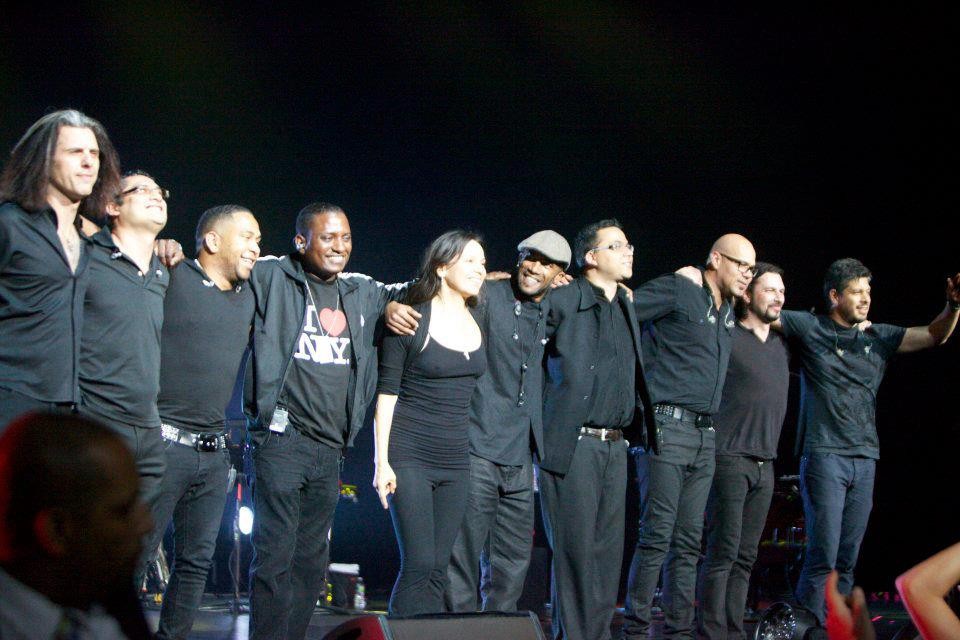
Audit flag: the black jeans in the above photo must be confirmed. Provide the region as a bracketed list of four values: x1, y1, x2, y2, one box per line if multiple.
[388, 465, 470, 615]
[539, 435, 628, 640]
[0, 386, 75, 431]
[142, 437, 231, 640]
[445, 453, 534, 612]
[249, 427, 341, 640]
[623, 415, 716, 639]
[696, 455, 774, 640]
[109, 423, 166, 591]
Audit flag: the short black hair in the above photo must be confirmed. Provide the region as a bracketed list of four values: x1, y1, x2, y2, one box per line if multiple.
[295, 202, 346, 239]
[823, 258, 871, 306]
[195, 204, 250, 254]
[572, 218, 623, 270]
[736, 261, 785, 318]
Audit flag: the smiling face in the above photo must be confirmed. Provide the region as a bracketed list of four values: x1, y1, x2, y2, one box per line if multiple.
[744, 271, 785, 324]
[107, 174, 168, 233]
[441, 239, 487, 298]
[214, 210, 262, 283]
[831, 276, 872, 325]
[516, 250, 564, 301]
[296, 211, 352, 280]
[46, 126, 100, 206]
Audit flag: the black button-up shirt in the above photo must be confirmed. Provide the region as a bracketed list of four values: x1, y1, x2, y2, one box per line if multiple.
[585, 283, 636, 428]
[634, 272, 734, 415]
[79, 227, 168, 429]
[469, 278, 548, 465]
[0, 202, 89, 404]
[540, 277, 648, 475]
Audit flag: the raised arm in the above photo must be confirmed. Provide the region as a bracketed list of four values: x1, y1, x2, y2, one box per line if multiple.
[898, 274, 960, 353]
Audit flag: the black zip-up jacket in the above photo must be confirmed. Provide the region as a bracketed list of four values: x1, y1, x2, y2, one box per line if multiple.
[245, 255, 406, 448]
[539, 277, 654, 475]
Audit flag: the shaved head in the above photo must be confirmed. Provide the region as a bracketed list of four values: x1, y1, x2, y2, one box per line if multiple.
[708, 234, 755, 265]
[706, 233, 757, 299]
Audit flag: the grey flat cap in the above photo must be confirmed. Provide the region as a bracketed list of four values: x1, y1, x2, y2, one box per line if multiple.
[517, 230, 572, 270]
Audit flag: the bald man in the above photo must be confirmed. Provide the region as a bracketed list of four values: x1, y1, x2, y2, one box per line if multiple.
[622, 234, 757, 639]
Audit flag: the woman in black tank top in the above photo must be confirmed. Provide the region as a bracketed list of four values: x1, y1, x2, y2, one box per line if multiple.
[374, 230, 488, 615]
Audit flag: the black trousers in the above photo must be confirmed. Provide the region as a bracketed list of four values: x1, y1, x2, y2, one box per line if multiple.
[388, 465, 470, 615]
[539, 435, 627, 640]
[623, 416, 716, 639]
[0, 386, 75, 431]
[696, 455, 774, 640]
[445, 453, 535, 612]
[144, 437, 231, 640]
[249, 428, 341, 640]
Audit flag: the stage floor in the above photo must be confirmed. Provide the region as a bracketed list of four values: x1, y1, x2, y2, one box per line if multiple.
[145, 595, 915, 639]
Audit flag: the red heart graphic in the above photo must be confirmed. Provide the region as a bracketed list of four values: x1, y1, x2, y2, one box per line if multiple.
[319, 308, 347, 337]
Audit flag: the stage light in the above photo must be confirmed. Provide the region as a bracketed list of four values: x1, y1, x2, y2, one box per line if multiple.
[753, 602, 821, 640]
[238, 506, 254, 535]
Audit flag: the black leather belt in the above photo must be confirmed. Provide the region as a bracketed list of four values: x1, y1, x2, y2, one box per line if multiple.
[161, 423, 228, 452]
[579, 426, 623, 442]
[654, 404, 713, 429]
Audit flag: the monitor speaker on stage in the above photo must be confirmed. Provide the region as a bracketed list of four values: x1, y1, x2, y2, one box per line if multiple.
[322, 611, 546, 640]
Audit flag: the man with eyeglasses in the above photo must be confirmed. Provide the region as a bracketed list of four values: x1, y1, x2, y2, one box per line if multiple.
[538, 219, 652, 640]
[622, 233, 756, 640]
[78, 170, 171, 517]
[0, 110, 121, 430]
[695, 262, 790, 640]
[781, 258, 960, 626]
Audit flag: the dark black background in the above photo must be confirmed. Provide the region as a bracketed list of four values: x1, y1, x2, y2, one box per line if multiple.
[3, 2, 957, 596]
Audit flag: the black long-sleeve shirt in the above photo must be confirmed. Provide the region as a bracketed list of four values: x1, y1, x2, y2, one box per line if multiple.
[634, 272, 734, 415]
[467, 278, 548, 466]
[0, 202, 89, 404]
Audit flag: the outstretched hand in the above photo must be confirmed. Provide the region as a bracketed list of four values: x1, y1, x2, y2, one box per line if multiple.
[945, 273, 960, 305]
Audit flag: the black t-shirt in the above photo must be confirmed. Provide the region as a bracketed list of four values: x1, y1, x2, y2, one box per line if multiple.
[281, 276, 353, 447]
[634, 272, 734, 414]
[714, 324, 790, 459]
[79, 228, 167, 429]
[378, 302, 487, 470]
[468, 279, 547, 465]
[586, 284, 636, 428]
[157, 260, 255, 433]
[779, 310, 905, 459]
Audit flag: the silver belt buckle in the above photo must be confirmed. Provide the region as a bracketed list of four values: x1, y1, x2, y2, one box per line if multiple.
[600, 428, 608, 441]
[161, 423, 180, 441]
